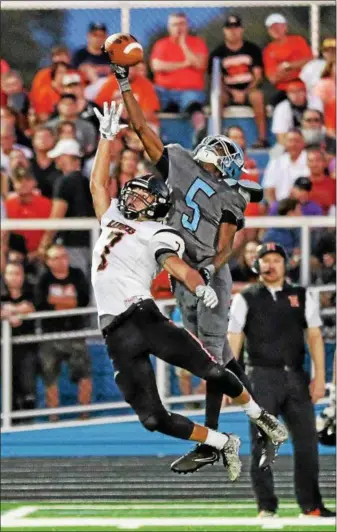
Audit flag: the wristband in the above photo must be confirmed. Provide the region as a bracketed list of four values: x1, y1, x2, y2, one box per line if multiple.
[118, 78, 131, 93]
[206, 264, 215, 276]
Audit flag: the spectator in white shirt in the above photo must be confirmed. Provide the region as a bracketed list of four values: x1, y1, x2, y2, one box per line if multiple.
[262, 129, 309, 204]
[300, 38, 336, 99]
[272, 79, 323, 147]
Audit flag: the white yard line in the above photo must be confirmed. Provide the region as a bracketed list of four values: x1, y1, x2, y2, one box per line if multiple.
[2, 516, 336, 529]
[1, 506, 38, 519]
[20, 503, 299, 510]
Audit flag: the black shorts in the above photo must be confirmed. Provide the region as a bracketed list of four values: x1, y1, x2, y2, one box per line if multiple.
[103, 299, 216, 421]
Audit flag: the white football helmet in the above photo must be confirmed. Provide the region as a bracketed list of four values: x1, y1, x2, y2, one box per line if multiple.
[193, 135, 247, 180]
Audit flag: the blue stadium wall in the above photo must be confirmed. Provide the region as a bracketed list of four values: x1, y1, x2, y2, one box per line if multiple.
[1, 339, 334, 458]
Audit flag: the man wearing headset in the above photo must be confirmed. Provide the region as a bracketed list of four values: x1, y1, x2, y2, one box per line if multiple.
[228, 242, 335, 518]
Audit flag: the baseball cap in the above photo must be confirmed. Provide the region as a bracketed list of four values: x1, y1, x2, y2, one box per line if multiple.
[62, 73, 82, 86]
[47, 139, 83, 159]
[257, 242, 288, 261]
[286, 79, 306, 92]
[265, 13, 287, 27]
[322, 37, 336, 49]
[293, 177, 312, 191]
[224, 14, 242, 28]
[88, 22, 107, 32]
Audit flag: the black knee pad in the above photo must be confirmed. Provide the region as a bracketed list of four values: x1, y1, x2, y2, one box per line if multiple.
[206, 363, 243, 398]
[141, 409, 194, 440]
[141, 413, 162, 432]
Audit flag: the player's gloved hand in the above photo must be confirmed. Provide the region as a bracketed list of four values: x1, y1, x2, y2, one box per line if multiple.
[93, 101, 128, 140]
[101, 45, 131, 92]
[195, 285, 218, 309]
[199, 264, 215, 286]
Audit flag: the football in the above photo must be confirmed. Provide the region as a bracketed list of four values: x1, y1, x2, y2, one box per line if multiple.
[104, 33, 144, 66]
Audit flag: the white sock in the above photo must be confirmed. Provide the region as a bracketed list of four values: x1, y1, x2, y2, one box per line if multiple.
[204, 429, 229, 450]
[242, 398, 262, 420]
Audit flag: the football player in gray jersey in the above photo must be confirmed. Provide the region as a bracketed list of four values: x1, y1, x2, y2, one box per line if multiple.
[105, 55, 283, 473]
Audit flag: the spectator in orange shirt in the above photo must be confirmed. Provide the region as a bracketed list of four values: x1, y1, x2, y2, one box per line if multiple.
[263, 13, 312, 105]
[150, 12, 208, 130]
[30, 45, 72, 112]
[33, 62, 71, 121]
[307, 147, 336, 215]
[313, 60, 336, 139]
[95, 63, 160, 130]
[5, 167, 52, 256]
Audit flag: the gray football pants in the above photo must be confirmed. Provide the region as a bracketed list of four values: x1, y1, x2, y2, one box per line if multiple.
[174, 264, 233, 366]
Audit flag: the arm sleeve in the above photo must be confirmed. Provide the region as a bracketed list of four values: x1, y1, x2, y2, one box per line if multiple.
[263, 46, 277, 81]
[150, 40, 165, 61]
[220, 191, 245, 230]
[155, 147, 170, 181]
[148, 229, 185, 266]
[220, 209, 243, 229]
[261, 159, 277, 189]
[305, 289, 323, 328]
[251, 44, 263, 68]
[272, 101, 293, 134]
[53, 176, 71, 203]
[228, 293, 249, 333]
[74, 269, 90, 307]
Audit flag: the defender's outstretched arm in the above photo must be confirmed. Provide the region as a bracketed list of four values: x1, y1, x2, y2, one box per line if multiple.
[106, 63, 164, 163]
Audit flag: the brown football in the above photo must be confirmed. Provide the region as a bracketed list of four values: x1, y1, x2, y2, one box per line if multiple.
[104, 33, 144, 66]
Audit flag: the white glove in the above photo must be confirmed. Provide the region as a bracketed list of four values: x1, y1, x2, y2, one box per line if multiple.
[93, 101, 128, 140]
[195, 285, 218, 309]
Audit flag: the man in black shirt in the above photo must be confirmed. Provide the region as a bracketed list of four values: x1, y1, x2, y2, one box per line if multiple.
[30, 126, 62, 198]
[1, 262, 37, 412]
[228, 242, 335, 518]
[38, 138, 95, 275]
[73, 22, 111, 81]
[209, 15, 269, 148]
[35, 243, 92, 420]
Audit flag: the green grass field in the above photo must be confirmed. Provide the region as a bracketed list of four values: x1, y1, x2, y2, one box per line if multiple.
[1, 500, 336, 531]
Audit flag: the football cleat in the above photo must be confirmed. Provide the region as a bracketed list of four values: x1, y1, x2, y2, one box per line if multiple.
[300, 507, 336, 518]
[171, 444, 220, 474]
[253, 410, 288, 445]
[259, 435, 280, 470]
[221, 434, 242, 481]
[258, 510, 278, 518]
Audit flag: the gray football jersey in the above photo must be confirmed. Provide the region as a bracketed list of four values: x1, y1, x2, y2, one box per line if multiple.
[166, 144, 246, 268]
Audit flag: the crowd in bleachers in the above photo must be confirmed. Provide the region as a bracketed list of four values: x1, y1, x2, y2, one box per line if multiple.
[0, 11, 335, 417]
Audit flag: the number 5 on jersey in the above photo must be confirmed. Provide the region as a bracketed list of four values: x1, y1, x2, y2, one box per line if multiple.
[181, 177, 216, 233]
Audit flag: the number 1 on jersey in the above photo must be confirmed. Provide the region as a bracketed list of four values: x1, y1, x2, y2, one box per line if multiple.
[181, 177, 216, 233]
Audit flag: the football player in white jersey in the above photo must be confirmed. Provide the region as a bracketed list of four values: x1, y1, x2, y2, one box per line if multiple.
[89, 102, 288, 481]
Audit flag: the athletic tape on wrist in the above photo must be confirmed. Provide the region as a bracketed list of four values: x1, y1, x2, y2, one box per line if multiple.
[119, 78, 131, 92]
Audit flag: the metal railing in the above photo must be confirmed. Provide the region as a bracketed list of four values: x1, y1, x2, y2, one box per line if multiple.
[1, 285, 335, 432]
[2, 215, 335, 286]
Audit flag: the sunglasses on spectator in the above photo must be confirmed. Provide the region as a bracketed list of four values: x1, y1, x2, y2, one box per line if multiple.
[303, 117, 321, 123]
